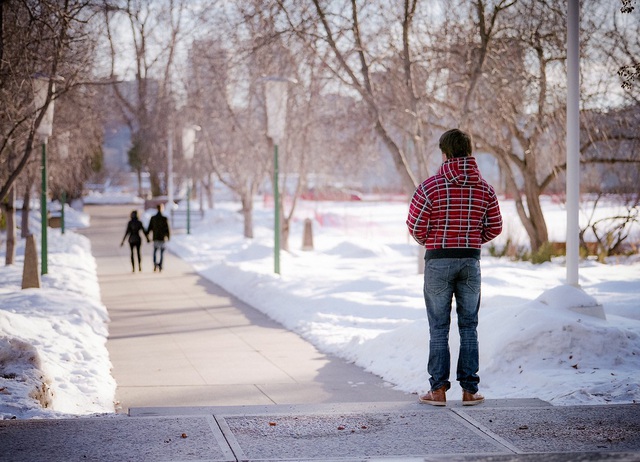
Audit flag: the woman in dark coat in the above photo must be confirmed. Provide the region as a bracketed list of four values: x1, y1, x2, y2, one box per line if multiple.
[120, 210, 149, 272]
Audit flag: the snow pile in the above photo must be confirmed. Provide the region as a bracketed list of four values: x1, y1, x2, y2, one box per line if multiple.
[0, 208, 115, 419]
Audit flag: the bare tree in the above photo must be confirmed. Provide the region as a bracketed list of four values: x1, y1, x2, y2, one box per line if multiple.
[0, 0, 103, 264]
[435, 1, 632, 253]
[185, 1, 342, 244]
[457, 0, 563, 252]
[47, 91, 105, 202]
[102, 0, 188, 197]
[279, 0, 439, 193]
[203, 1, 379, 246]
[579, 193, 639, 260]
[271, 0, 640, 255]
[279, 54, 377, 251]
[184, 5, 273, 239]
[1, 0, 70, 203]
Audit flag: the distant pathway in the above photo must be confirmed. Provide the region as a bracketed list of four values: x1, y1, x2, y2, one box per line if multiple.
[81, 204, 411, 413]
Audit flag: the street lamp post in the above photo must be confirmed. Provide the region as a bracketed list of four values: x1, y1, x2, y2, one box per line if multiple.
[168, 128, 174, 226]
[264, 78, 291, 275]
[182, 125, 200, 235]
[59, 131, 70, 234]
[32, 75, 57, 276]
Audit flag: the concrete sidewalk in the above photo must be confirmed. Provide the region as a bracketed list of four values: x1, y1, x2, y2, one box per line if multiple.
[2, 400, 639, 461]
[0, 204, 638, 461]
[84, 204, 411, 411]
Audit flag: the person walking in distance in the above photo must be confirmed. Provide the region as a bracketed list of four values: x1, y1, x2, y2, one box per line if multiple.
[147, 203, 170, 272]
[120, 210, 149, 272]
[406, 128, 502, 407]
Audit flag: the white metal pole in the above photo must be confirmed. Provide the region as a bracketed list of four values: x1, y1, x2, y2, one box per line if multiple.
[566, 0, 580, 286]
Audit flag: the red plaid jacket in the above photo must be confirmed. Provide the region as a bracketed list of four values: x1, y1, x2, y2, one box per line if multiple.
[406, 156, 502, 251]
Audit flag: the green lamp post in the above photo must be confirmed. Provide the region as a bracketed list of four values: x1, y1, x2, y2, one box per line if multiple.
[182, 125, 200, 235]
[58, 131, 70, 234]
[264, 78, 291, 275]
[32, 75, 57, 276]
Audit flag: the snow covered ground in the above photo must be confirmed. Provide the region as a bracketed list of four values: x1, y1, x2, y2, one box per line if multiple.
[0, 193, 639, 419]
[0, 208, 115, 419]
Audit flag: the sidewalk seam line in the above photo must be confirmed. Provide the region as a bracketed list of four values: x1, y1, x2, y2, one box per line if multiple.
[451, 408, 522, 454]
[214, 414, 244, 461]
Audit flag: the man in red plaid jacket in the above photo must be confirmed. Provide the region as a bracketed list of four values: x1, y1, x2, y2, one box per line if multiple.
[406, 128, 502, 407]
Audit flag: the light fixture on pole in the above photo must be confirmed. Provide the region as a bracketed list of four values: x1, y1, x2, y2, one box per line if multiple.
[32, 74, 59, 276]
[264, 77, 292, 275]
[182, 125, 200, 235]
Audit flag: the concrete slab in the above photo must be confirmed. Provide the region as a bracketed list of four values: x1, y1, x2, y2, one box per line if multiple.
[0, 415, 234, 462]
[218, 411, 508, 460]
[459, 405, 640, 454]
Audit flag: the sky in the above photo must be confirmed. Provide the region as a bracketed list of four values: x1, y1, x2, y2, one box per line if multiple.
[0, 192, 639, 419]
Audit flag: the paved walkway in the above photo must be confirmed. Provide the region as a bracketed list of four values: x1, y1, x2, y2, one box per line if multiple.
[84, 204, 412, 413]
[0, 204, 639, 461]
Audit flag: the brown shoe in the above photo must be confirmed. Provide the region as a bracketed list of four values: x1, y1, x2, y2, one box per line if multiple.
[462, 390, 485, 406]
[418, 387, 446, 406]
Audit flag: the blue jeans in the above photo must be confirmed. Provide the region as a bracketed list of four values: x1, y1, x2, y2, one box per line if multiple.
[423, 257, 481, 393]
[153, 241, 166, 269]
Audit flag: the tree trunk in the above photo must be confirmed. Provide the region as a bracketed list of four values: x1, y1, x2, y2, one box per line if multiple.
[137, 169, 143, 198]
[150, 170, 162, 197]
[281, 212, 290, 252]
[3, 146, 17, 265]
[204, 174, 214, 210]
[240, 192, 253, 239]
[505, 162, 549, 253]
[4, 185, 16, 265]
[21, 185, 30, 238]
[524, 180, 549, 252]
